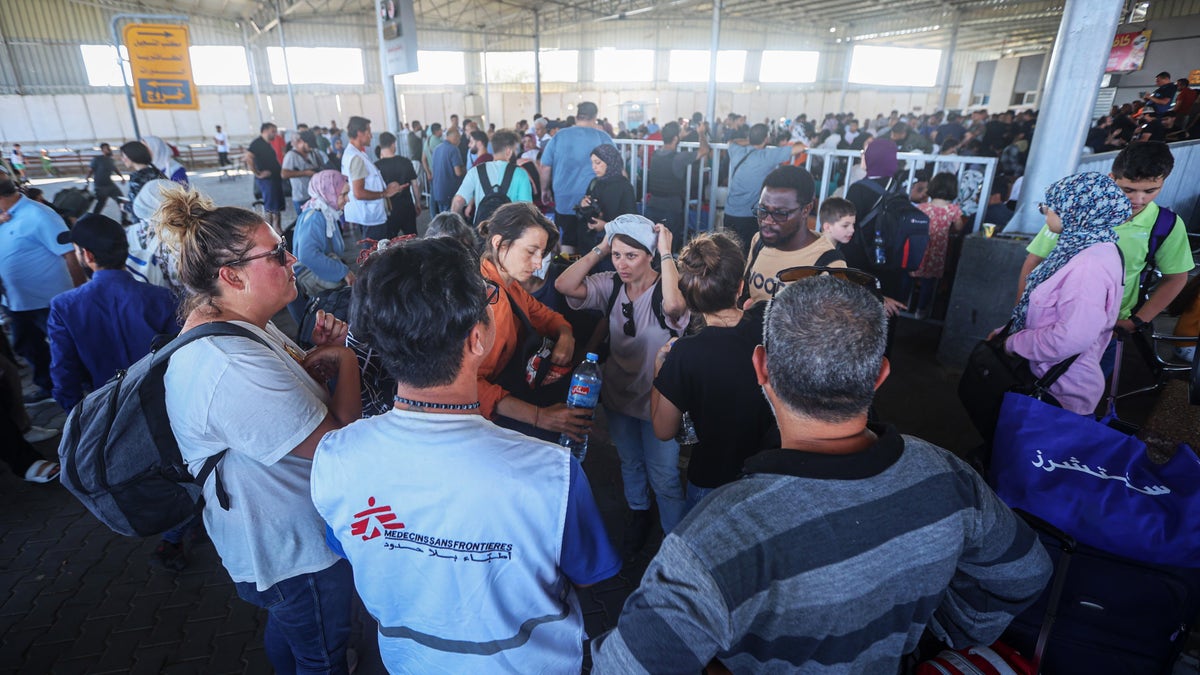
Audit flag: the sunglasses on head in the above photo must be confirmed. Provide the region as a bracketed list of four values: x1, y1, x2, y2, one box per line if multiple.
[225, 238, 289, 269]
[775, 265, 884, 300]
[621, 301, 636, 337]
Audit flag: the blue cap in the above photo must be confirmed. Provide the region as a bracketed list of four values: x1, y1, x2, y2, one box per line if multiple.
[586, 352, 599, 361]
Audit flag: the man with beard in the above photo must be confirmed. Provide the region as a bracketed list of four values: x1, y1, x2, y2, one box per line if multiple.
[741, 166, 845, 305]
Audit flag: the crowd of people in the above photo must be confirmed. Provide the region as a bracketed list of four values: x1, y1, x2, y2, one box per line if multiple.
[0, 80, 1196, 671]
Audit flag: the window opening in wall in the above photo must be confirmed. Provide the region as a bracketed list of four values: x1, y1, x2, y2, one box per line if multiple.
[667, 50, 746, 83]
[80, 45, 131, 87]
[759, 51, 819, 84]
[848, 45, 941, 87]
[539, 50, 579, 83]
[393, 51, 467, 85]
[190, 46, 251, 86]
[266, 47, 364, 85]
[595, 49, 654, 82]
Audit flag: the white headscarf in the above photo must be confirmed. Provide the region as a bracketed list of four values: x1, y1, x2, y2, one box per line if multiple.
[141, 136, 185, 182]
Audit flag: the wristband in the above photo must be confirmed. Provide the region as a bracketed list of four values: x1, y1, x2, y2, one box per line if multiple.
[1131, 315, 1149, 331]
[662, 253, 677, 263]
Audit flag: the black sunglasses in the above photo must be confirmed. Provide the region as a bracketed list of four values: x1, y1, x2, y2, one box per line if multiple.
[775, 265, 884, 300]
[484, 279, 501, 305]
[227, 239, 289, 269]
[751, 204, 803, 223]
[621, 301, 636, 337]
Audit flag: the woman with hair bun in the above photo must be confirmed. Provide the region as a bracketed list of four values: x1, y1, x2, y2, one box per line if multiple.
[476, 201, 591, 441]
[651, 231, 776, 512]
[155, 186, 360, 674]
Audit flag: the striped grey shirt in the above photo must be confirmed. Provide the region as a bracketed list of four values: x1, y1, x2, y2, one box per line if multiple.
[591, 426, 1052, 674]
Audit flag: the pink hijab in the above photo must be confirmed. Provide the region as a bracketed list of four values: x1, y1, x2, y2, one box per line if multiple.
[304, 170, 347, 237]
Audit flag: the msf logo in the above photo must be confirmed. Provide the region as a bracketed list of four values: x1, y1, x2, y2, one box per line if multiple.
[351, 497, 405, 541]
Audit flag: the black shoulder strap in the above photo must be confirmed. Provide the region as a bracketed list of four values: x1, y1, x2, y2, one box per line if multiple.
[497, 162, 518, 194]
[605, 273, 623, 316]
[650, 279, 678, 338]
[730, 148, 757, 181]
[1144, 206, 1176, 271]
[814, 248, 843, 267]
[739, 236, 768, 306]
[501, 286, 537, 337]
[477, 163, 494, 193]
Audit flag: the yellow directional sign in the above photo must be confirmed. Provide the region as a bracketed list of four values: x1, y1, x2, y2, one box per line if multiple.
[123, 23, 198, 110]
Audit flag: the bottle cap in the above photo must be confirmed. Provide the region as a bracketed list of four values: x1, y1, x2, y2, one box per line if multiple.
[586, 352, 599, 361]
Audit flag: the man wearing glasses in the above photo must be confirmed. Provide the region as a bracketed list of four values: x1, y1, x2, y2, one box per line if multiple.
[311, 237, 620, 672]
[592, 276, 1051, 673]
[742, 165, 846, 306]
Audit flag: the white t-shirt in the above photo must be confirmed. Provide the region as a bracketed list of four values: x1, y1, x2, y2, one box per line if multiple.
[164, 320, 339, 591]
[214, 132, 229, 152]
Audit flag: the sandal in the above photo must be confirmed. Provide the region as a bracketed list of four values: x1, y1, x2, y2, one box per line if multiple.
[23, 459, 60, 484]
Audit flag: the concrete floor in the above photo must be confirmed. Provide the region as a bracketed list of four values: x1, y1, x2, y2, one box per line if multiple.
[2, 170, 1198, 673]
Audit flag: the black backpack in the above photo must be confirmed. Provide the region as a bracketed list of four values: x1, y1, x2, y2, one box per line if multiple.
[857, 178, 931, 272]
[58, 323, 269, 537]
[474, 162, 518, 226]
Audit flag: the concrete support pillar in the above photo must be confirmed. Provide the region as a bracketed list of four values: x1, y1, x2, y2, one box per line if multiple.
[241, 22, 265, 126]
[376, 1, 400, 133]
[704, 0, 721, 128]
[533, 10, 542, 114]
[275, 0, 300, 132]
[1008, 0, 1123, 234]
[938, 13, 960, 111]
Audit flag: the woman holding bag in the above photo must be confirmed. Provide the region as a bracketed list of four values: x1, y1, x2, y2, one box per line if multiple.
[1004, 171, 1130, 415]
[477, 202, 591, 442]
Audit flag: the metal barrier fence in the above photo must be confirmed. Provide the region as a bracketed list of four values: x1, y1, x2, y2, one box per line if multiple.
[1077, 137, 1200, 227]
[612, 139, 999, 236]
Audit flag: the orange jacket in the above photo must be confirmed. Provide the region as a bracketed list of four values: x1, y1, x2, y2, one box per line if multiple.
[478, 258, 571, 419]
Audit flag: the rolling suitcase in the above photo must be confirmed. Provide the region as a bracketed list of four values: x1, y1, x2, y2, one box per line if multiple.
[51, 187, 95, 219]
[1004, 510, 1200, 675]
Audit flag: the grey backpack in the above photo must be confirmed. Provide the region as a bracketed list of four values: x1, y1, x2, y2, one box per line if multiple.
[58, 322, 269, 537]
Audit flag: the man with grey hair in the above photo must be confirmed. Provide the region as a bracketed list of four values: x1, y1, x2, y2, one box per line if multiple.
[591, 275, 1051, 674]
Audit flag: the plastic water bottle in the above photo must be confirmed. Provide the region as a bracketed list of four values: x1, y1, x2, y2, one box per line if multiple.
[559, 353, 602, 462]
[873, 229, 887, 266]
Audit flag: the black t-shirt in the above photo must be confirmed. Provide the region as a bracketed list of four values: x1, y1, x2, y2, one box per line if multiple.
[1149, 82, 1178, 115]
[248, 137, 281, 178]
[376, 156, 419, 235]
[654, 304, 776, 488]
[89, 154, 118, 186]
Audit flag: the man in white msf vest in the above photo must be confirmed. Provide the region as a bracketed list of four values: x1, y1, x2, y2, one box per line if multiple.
[311, 237, 621, 673]
[340, 115, 402, 244]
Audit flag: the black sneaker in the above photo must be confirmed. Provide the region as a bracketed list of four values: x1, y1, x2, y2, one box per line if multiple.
[622, 509, 653, 558]
[150, 540, 188, 571]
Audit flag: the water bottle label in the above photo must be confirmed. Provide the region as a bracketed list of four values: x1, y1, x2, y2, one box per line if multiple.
[570, 384, 591, 398]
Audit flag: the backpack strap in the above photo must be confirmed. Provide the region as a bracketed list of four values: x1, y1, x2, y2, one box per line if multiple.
[814, 248, 844, 267]
[1142, 206, 1176, 279]
[605, 272, 623, 316]
[738, 235, 768, 306]
[155, 321, 273, 510]
[476, 163, 494, 193]
[650, 279, 679, 338]
[730, 148, 757, 182]
[498, 162, 517, 195]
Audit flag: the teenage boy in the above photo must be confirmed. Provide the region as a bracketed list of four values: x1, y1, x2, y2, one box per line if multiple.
[818, 197, 857, 250]
[1018, 142, 1192, 351]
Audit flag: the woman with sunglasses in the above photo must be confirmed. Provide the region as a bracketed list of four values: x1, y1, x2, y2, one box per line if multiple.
[1003, 172, 1129, 414]
[651, 231, 775, 513]
[156, 186, 361, 674]
[556, 214, 689, 555]
[477, 202, 591, 442]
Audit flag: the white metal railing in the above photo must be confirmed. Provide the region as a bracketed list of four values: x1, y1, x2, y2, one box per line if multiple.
[1077, 138, 1200, 226]
[612, 139, 999, 236]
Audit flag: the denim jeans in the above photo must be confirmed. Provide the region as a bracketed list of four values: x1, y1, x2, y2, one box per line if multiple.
[684, 481, 716, 516]
[5, 307, 52, 393]
[606, 408, 685, 534]
[234, 559, 353, 675]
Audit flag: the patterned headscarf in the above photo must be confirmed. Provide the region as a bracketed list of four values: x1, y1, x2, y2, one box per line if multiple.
[1010, 171, 1130, 331]
[591, 144, 624, 181]
[304, 170, 348, 238]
